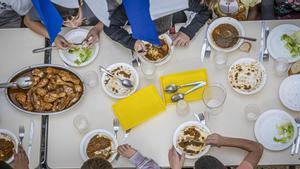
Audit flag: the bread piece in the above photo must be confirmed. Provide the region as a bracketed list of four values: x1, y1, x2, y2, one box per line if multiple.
[288, 61, 300, 75]
[239, 42, 252, 53]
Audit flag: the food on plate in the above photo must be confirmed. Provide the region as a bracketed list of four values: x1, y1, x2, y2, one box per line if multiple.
[8, 67, 83, 112]
[68, 46, 93, 65]
[0, 137, 14, 161]
[212, 24, 239, 48]
[273, 122, 294, 144]
[103, 65, 136, 96]
[228, 60, 264, 93]
[176, 126, 208, 156]
[239, 42, 252, 53]
[86, 134, 113, 160]
[281, 31, 300, 57]
[288, 61, 300, 75]
[144, 38, 169, 61]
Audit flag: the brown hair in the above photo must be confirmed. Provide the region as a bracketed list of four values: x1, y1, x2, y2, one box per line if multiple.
[195, 155, 226, 169]
[81, 157, 113, 169]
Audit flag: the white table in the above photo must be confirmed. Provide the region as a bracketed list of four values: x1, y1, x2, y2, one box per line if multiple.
[0, 28, 45, 168]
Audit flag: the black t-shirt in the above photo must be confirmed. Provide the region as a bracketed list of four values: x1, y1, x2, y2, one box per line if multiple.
[0, 161, 12, 169]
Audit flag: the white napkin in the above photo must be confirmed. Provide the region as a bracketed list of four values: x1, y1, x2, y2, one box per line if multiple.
[150, 0, 189, 20]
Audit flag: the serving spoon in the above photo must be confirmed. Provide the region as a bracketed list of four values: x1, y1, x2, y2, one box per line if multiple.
[0, 76, 33, 89]
[99, 66, 134, 88]
[223, 30, 257, 42]
[171, 82, 206, 102]
[165, 81, 206, 93]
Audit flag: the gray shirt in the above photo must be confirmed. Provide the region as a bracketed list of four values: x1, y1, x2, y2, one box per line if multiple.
[0, 0, 32, 28]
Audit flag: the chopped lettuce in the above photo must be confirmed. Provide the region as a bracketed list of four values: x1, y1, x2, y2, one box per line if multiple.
[273, 122, 294, 144]
[281, 31, 300, 57]
[68, 46, 93, 65]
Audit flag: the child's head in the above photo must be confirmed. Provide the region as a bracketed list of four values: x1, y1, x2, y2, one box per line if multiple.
[194, 155, 226, 169]
[81, 157, 113, 169]
[53, 0, 84, 28]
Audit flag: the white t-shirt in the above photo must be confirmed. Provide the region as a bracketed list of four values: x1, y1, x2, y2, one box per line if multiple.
[0, 0, 32, 16]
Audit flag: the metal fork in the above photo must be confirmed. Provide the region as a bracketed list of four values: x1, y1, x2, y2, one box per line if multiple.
[205, 45, 211, 59]
[113, 118, 120, 139]
[193, 112, 206, 125]
[19, 126, 25, 145]
[131, 50, 140, 67]
[291, 118, 300, 155]
[263, 26, 270, 61]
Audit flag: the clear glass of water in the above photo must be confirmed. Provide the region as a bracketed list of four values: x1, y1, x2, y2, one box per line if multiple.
[244, 104, 261, 122]
[202, 83, 227, 116]
[83, 71, 99, 88]
[214, 52, 228, 69]
[274, 57, 289, 76]
[141, 61, 157, 79]
[73, 114, 90, 135]
[176, 100, 190, 116]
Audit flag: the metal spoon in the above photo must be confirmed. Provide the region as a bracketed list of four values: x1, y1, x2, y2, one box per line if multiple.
[0, 76, 33, 89]
[165, 81, 206, 93]
[99, 66, 134, 88]
[223, 30, 257, 41]
[171, 82, 206, 102]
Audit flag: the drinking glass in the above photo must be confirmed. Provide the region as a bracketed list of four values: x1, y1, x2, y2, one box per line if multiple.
[73, 114, 90, 135]
[176, 100, 190, 116]
[202, 83, 227, 116]
[244, 104, 261, 122]
[274, 57, 289, 76]
[214, 52, 228, 69]
[140, 61, 157, 79]
[83, 71, 98, 88]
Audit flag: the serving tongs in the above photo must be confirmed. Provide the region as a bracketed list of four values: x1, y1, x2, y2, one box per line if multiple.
[0, 76, 33, 89]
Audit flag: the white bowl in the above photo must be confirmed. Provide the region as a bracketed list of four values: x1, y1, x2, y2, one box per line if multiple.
[80, 129, 118, 162]
[58, 28, 99, 67]
[173, 121, 211, 159]
[101, 63, 139, 99]
[139, 33, 174, 66]
[0, 129, 18, 164]
[207, 17, 245, 52]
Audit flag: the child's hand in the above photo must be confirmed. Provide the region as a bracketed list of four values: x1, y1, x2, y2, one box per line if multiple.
[55, 35, 71, 49]
[205, 133, 225, 147]
[172, 32, 190, 47]
[118, 144, 137, 159]
[13, 145, 29, 169]
[168, 146, 185, 169]
[134, 40, 146, 53]
[83, 26, 101, 48]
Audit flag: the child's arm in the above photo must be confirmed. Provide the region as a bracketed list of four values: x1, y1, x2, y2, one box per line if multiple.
[205, 134, 263, 168]
[247, 5, 259, 20]
[103, 5, 137, 50]
[24, 15, 49, 38]
[178, 0, 212, 40]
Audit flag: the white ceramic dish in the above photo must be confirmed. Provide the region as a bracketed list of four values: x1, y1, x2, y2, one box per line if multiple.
[139, 33, 174, 66]
[228, 58, 267, 95]
[279, 75, 300, 111]
[254, 109, 297, 151]
[59, 28, 99, 67]
[267, 24, 300, 63]
[207, 17, 245, 52]
[101, 63, 139, 99]
[80, 129, 118, 162]
[0, 129, 18, 164]
[173, 121, 211, 159]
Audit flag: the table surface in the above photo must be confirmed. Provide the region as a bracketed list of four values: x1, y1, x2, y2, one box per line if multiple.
[1, 20, 300, 169]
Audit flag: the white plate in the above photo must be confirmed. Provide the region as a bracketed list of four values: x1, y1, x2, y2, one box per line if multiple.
[0, 129, 18, 164]
[80, 129, 118, 162]
[267, 24, 300, 63]
[101, 63, 139, 99]
[279, 75, 300, 111]
[207, 17, 245, 52]
[58, 28, 99, 67]
[173, 121, 211, 159]
[254, 109, 297, 151]
[228, 58, 267, 95]
[139, 33, 174, 66]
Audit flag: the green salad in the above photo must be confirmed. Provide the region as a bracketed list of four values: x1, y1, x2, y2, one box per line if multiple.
[273, 122, 294, 144]
[68, 46, 93, 65]
[281, 31, 300, 57]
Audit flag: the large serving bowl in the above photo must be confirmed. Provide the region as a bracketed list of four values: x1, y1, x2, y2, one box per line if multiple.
[207, 17, 245, 52]
[5, 64, 85, 115]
